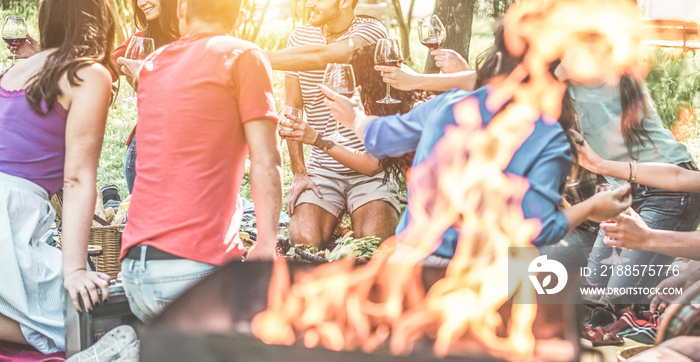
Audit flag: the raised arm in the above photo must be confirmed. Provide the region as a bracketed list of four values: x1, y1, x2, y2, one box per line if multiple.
[279, 113, 382, 176]
[244, 119, 283, 260]
[600, 208, 700, 259]
[573, 130, 700, 192]
[60, 64, 112, 312]
[268, 37, 368, 71]
[374, 65, 476, 92]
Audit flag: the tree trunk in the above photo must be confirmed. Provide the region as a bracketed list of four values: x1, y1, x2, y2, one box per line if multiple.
[423, 0, 476, 74]
[390, 0, 416, 63]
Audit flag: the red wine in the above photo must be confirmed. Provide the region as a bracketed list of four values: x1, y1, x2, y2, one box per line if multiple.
[377, 60, 402, 67]
[3, 37, 25, 47]
[420, 37, 443, 51]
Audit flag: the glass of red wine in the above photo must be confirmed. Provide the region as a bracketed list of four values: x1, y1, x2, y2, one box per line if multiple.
[322, 63, 355, 142]
[374, 38, 402, 105]
[2, 16, 27, 65]
[418, 15, 446, 51]
[121, 36, 155, 103]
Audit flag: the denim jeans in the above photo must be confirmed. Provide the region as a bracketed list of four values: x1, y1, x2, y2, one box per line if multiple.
[121, 246, 216, 323]
[538, 226, 599, 272]
[586, 183, 700, 303]
[124, 135, 136, 194]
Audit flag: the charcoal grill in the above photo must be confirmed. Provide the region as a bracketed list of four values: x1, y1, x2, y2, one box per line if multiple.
[140, 261, 582, 361]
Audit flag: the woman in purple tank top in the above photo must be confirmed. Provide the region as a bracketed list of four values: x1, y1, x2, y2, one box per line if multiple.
[0, 0, 117, 354]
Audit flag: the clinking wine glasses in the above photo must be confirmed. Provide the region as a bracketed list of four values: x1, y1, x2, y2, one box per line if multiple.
[2, 16, 27, 65]
[322, 63, 355, 141]
[121, 36, 155, 103]
[374, 38, 402, 104]
[418, 15, 446, 51]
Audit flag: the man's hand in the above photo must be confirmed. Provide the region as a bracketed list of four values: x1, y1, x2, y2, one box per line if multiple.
[585, 183, 632, 222]
[116, 57, 144, 90]
[7, 33, 39, 59]
[374, 64, 419, 91]
[279, 113, 317, 145]
[600, 208, 651, 248]
[431, 49, 470, 73]
[286, 174, 322, 215]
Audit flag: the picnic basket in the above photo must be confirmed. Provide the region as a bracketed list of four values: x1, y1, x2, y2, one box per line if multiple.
[50, 190, 125, 279]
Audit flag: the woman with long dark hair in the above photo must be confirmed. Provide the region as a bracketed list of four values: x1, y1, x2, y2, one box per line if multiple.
[116, 0, 179, 194]
[563, 64, 700, 302]
[0, 0, 117, 353]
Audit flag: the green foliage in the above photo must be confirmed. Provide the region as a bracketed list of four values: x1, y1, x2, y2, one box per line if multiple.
[645, 49, 700, 130]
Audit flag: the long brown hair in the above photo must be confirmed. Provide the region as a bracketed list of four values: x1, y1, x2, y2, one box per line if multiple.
[620, 74, 653, 159]
[26, 0, 118, 115]
[132, 0, 179, 48]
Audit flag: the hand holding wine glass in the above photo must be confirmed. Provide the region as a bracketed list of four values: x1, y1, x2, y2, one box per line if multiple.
[2, 16, 27, 65]
[418, 15, 446, 51]
[374, 39, 402, 104]
[120, 36, 155, 103]
[322, 63, 355, 141]
[595, 182, 631, 265]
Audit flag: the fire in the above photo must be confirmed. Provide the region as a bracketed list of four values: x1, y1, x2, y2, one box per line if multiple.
[253, 0, 648, 360]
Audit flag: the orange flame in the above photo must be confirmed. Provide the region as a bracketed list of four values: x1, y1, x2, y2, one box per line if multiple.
[253, 0, 648, 360]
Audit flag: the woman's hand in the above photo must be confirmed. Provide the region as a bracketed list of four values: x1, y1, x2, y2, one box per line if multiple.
[586, 183, 632, 222]
[600, 208, 652, 249]
[279, 113, 317, 145]
[116, 57, 144, 90]
[431, 49, 470, 73]
[320, 85, 365, 132]
[569, 129, 606, 174]
[64, 269, 111, 312]
[7, 33, 39, 59]
[374, 64, 419, 91]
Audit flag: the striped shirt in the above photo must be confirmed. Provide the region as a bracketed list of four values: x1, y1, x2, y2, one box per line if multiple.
[286, 16, 387, 174]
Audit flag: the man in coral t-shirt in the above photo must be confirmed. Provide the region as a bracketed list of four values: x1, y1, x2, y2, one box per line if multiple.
[117, 0, 281, 322]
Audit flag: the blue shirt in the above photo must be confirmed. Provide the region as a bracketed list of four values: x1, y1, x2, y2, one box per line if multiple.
[363, 87, 572, 258]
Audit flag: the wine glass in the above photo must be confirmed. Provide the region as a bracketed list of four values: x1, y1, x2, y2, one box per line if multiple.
[278, 105, 303, 145]
[121, 36, 155, 103]
[418, 15, 446, 51]
[322, 63, 355, 141]
[374, 38, 402, 105]
[2, 16, 27, 65]
[596, 183, 630, 265]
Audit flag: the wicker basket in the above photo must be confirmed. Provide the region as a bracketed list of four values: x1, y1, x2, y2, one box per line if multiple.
[50, 190, 125, 279]
[88, 225, 124, 279]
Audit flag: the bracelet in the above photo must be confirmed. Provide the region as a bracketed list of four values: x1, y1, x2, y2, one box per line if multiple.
[628, 160, 637, 183]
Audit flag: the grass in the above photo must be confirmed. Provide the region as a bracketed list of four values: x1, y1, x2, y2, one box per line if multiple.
[3, 4, 700, 205]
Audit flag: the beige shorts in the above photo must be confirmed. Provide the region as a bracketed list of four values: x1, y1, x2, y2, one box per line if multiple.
[296, 167, 401, 219]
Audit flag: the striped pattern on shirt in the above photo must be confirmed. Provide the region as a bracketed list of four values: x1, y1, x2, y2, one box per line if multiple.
[286, 16, 387, 174]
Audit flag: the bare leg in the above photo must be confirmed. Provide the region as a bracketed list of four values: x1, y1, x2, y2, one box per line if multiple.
[351, 200, 399, 241]
[0, 313, 28, 345]
[288, 203, 338, 249]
